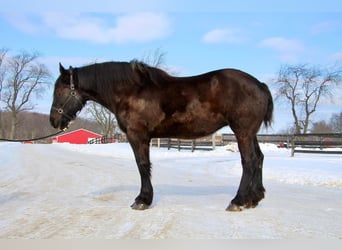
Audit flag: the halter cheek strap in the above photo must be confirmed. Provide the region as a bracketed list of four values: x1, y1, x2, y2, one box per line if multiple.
[69, 66, 75, 90]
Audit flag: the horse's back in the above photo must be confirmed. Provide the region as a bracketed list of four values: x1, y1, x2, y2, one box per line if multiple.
[149, 68, 271, 137]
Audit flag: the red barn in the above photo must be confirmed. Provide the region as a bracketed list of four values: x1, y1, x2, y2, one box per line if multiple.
[52, 128, 101, 144]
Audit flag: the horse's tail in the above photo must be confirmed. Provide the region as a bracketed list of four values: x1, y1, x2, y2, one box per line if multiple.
[260, 82, 273, 128]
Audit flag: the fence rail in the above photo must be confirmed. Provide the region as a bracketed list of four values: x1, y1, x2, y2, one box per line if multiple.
[151, 133, 342, 155]
[290, 133, 342, 156]
[88, 136, 118, 144]
[88, 133, 342, 155]
[150, 135, 219, 152]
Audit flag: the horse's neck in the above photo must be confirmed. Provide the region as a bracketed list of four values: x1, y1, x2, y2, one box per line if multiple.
[79, 66, 119, 113]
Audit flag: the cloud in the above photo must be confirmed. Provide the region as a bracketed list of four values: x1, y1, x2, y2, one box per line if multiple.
[43, 12, 172, 43]
[3, 14, 40, 34]
[42, 13, 107, 43]
[111, 12, 172, 43]
[5, 12, 172, 44]
[311, 21, 340, 35]
[260, 37, 304, 52]
[260, 37, 306, 62]
[202, 28, 246, 44]
[329, 52, 342, 62]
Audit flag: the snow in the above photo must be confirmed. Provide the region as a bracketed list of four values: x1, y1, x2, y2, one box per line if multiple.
[0, 142, 341, 239]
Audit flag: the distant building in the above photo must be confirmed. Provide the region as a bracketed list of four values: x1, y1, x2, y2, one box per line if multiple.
[52, 128, 101, 144]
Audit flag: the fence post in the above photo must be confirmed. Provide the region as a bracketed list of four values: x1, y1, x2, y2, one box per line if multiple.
[291, 135, 295, 157]
[212, 133, 216, 150]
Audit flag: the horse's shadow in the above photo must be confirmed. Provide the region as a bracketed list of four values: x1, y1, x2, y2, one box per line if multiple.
[93, 184, 235, 196]
[155, 184, 235, 196]
[91, 184, 236, 207]
[0, 192, 30, 205]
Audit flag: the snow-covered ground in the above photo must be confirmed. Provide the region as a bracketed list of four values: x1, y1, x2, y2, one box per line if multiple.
[0, 142, 341, 239]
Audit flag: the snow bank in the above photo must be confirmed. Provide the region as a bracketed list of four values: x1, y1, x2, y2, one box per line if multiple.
[61, 142, 342, 188]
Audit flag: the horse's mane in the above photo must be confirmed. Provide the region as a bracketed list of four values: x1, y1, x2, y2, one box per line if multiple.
[78, 60, 172, 90]
[130, 60, 174, 86]
[74, 60, 173, 105]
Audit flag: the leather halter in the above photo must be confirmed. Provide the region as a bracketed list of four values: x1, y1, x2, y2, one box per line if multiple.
[52, 67, 83, 120]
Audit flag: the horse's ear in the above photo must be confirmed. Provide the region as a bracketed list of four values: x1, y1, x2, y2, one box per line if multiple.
[59, 63, 67, 75]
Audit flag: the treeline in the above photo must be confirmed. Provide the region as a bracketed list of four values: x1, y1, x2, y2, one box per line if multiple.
[0, 111, 102, 143]
[278, 111, 342, 134]
[311, 112, 342, 133]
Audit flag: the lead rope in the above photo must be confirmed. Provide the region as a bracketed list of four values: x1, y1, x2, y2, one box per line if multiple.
[0, 128, 67, 142]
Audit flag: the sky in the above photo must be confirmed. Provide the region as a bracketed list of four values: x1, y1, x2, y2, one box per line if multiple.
[0, 0, 341, 133]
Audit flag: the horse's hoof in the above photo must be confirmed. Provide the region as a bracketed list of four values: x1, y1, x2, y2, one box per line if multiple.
[131, 201, 150, 210]
[226, 203, 243, 212]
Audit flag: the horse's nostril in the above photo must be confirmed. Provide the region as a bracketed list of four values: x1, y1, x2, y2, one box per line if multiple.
[50, 117, 56, 128]
[50, 114, 60, 129]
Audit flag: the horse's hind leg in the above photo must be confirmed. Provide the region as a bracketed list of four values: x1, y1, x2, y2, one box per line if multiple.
[227, 134, 265, 211]
[250, 137, 265, 207]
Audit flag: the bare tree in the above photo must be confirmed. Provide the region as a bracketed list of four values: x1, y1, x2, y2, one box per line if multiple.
[330, 111, 342, 133]
[273, 64, 341, 134]
[1, 51, 51, 139]
[311, 120, 333, 133]
[141, 47, 166, 68]
[0, 48, 8, 95]
[0, 48, 9, 137]
[86, 101, 118, 137]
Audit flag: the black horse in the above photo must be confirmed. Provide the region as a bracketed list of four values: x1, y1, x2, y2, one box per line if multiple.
[50, 61, 273, 212]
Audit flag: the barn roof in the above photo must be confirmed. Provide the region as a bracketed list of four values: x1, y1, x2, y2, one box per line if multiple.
[54, 128, 101, 138]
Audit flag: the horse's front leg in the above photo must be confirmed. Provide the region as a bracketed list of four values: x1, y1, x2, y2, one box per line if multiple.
[127, 131, 153, 210]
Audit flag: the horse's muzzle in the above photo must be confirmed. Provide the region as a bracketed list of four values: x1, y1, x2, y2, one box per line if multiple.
[50, 113, 69, 130]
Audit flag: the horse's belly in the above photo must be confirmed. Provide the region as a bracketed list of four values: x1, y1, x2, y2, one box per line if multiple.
[152, 111, 227, 139]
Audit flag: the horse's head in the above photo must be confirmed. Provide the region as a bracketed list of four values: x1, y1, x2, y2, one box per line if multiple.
[50, 63, 87, 130]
